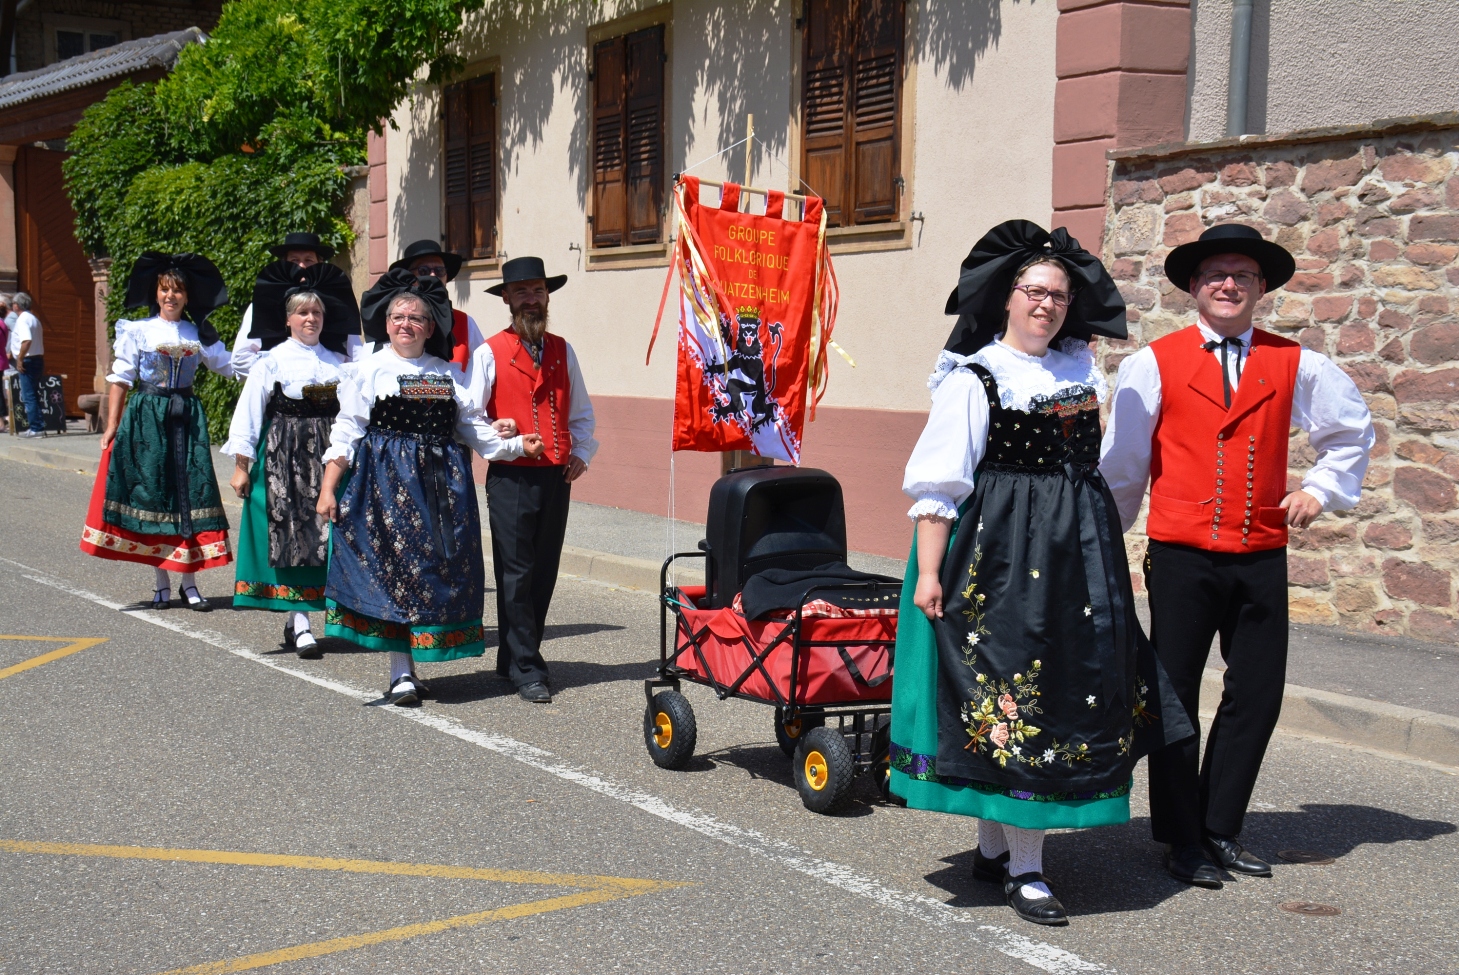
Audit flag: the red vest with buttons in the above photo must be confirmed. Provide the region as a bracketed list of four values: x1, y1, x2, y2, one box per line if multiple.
[485, 328, 573, 467]
[449, 309, 472, 369]
[1146, 324, 1301, 553]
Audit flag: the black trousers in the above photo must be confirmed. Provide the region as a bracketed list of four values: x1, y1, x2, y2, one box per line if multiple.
[486, 464, 571, 687]
[1145, 540, 1288, 845]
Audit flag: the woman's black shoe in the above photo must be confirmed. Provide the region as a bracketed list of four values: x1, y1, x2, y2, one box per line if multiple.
[387, 676, 421, 707]
[151, 588, 171, 610]
[1203, 835, 1272, 876]
[1163, 843, 1224, 888]
[972, 849, 1009, 884]
[1003, 872, 1069, 926]
[282, 620, 296, 649]
[178, 585, 211, 612]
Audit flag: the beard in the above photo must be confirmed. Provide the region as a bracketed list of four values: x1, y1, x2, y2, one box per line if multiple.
[510, 302, 549, 343]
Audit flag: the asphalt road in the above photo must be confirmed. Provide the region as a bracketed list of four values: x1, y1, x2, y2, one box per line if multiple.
[1, 457, 1456, 975]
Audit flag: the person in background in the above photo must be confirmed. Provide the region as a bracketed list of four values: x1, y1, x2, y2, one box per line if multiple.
[10, 292, 45, 438]
[0, 294, 11, 433]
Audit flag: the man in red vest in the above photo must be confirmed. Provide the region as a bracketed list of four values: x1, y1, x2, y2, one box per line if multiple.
[467, 256, 597, 704]
[391, 239, 484, 374]
[1101, 224, 1373, 888]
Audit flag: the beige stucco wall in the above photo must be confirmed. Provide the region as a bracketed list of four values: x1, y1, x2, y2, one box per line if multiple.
[1188, 0, 1459, 143]
[386, 0, 1058, 413]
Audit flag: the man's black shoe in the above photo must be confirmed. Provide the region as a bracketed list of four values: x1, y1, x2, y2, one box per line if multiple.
[517, 681, 552, 704]
[1204, 835, 1272, 876]
[1163, 843, 1224, 888]
[972, 849, 1009, 884]
[1003, 872, 1068, 926]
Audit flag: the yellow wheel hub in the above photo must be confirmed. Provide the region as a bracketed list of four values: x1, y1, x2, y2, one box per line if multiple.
[783, 718, 802, 739]
[804, 749, 829, 791]
[653, 712, 673, 749]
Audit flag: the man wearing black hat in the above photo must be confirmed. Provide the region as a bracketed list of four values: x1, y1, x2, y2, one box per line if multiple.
[465, 256, 597, 704]
[232, 233, 363, 377]
[390, 239, 484, 374]
[1100, 224, 1374, 887]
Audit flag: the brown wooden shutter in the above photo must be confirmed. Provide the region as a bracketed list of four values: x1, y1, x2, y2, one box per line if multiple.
[443, 82, 470, 254]
[466, 75, 497, 259]
[624, 24, 665, 245]
[850, 0, 902, 224]
[592, 36, 627, 247]
[801, 0, 851, 227]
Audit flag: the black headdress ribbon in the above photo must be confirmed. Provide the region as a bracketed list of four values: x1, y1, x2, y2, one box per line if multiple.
[359, 268, 455, 361]
[942, 221, 1128, 356]
[249, 260, 362, 356]
[123, 252, 230, 347]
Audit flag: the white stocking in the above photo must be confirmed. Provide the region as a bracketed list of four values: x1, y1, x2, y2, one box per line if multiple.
[179, 572, 198, 593]
[153, 567, 171, 591]
[1003, 825, 1052, 898]
[388, 651, 413, 683]
[292, 611, 312, 634]
[978, 819, 1009, 859]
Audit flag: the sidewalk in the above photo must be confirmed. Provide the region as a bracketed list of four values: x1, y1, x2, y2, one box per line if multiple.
[4, 428, 1456, 768]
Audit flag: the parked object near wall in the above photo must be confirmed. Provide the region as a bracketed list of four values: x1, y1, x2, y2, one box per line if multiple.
[1100, 113, 1459, 644]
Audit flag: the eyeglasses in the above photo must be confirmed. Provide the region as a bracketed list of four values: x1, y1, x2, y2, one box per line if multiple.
[414, 265, 448, 278]
[387, 313, 431, 327]
[1012, 284, 1074, 307]
[1195, 269, 1262, 290]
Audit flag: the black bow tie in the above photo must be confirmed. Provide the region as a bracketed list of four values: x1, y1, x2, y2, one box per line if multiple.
[1202, 336, 1245, 408]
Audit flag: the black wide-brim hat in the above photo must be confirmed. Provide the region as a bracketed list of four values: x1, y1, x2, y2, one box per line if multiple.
[359, 268, 455, 360]
[268, 231, 335, 262]
[249, 260, 361, 355]
[389, 238, 464, 282]
[485, 255, 568, 296]
[1164, 223, 1295, 293]
[123, 251, 230, 345]
[942, 220, 1127, 356]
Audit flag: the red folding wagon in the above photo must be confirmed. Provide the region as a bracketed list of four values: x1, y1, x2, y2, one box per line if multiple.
[643, 466, 902, 814]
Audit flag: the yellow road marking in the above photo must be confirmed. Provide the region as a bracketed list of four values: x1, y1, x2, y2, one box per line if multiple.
[2, 840, 688, 973]
[0, 636, 107, 680]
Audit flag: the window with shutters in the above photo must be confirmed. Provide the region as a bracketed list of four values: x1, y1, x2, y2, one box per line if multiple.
[590, 23, 666, 249]
[442, 72, 498, 262]
[800, 0, 905, 229]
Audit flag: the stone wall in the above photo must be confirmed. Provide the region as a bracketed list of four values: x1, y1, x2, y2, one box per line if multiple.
[1100, 115, 1459, 645]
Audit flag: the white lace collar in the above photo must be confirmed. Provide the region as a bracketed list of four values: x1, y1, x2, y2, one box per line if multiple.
[927, 336, 1107, 410]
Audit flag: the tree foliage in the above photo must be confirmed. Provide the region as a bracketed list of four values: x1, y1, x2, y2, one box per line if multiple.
[63, 0, 487, 437]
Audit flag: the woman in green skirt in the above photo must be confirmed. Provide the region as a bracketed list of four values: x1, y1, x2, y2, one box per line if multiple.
[893, 222, 1192, 926]
[222, 263, 359, 656]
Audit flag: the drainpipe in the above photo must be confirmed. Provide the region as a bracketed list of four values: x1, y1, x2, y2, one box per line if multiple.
[1226, 0, 1253, 136]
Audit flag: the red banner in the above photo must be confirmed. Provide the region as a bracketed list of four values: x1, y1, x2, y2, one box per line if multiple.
[663, 176, 836, 464]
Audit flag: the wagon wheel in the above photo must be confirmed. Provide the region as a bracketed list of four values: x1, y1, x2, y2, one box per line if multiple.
[643, 691, 697, 770]
[774, 706, 825, 757]
[793, 726, 855, 814]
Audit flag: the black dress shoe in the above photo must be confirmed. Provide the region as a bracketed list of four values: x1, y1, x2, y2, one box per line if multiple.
[282, 620, 296, 649]
[1163, 843, 1224, 889]
[972, 849, 1009, 884]
[1204, 835, 1272, 877]
[1003, 872, 1068, 926]
[387, 676, 421, 707]
[517, 681, 552, 704]
[178, 585, 211, 612]
[151, 588, 171, 611]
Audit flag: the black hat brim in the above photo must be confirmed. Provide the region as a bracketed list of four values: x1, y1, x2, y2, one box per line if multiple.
[269, 242, 336, 261]
[1164, 235, 1295, 293]
[486, 273, 567, 297]
[389, 249, 464, 282]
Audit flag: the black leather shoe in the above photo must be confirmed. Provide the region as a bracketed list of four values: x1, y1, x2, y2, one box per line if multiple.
[1003, 872, 1068, 926]
[151, 588, 171, 611]
[1163, 843, 1224, 889]
[517, 681, 552, 704]
[178, 585, 211, 612]
[972, 849, 1009, 884]
[387, 676, 421, 707]
[282, 620, 296, 649]
[1204, 835, 1272, 877]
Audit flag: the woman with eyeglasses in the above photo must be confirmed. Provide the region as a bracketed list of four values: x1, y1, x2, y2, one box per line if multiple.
[890, 221, 1192, 927]
[316, 270, 544, 706]
[221, 261, 360, 656]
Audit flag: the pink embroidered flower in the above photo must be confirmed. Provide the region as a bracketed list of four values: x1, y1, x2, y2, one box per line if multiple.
[998, 694, 1018, 719]
[990, 723, 1010, 748]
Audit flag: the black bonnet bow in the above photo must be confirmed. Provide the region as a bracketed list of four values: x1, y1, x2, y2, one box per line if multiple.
[123, 252, 230, 346]
[942, 221, 1128, 356]
[249, 260, 361, 355]
[359, 268, 455, 360]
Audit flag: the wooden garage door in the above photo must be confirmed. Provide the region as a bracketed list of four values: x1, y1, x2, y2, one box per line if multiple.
[17, 145, 95, 415]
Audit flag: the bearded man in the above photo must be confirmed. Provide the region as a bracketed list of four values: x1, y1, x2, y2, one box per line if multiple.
[466, 257, 597, 704]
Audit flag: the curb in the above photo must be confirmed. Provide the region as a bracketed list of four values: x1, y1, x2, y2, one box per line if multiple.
[1, 438, 1451, 769]
[1202, 669, 1459, 770]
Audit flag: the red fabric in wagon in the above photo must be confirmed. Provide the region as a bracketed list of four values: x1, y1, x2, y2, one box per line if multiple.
[668, 588, 896, 706]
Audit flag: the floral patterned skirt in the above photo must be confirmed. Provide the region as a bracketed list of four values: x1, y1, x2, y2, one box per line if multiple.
[233, 423, 330, 612]
[322, 427, 486, 662]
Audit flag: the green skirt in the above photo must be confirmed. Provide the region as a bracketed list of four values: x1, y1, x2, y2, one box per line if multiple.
[232, 455, 328, 612]
[889, 531, 1131, 831]
[324, 604, 485, 662]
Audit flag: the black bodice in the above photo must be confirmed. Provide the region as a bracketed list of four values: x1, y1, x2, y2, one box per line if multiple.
[266, 383, 339, 419]
[367, 394, 457, 437]
[970, 363, 1101, 474]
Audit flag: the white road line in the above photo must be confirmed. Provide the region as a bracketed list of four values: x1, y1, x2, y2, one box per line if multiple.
[1, 555, 1107, 975]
